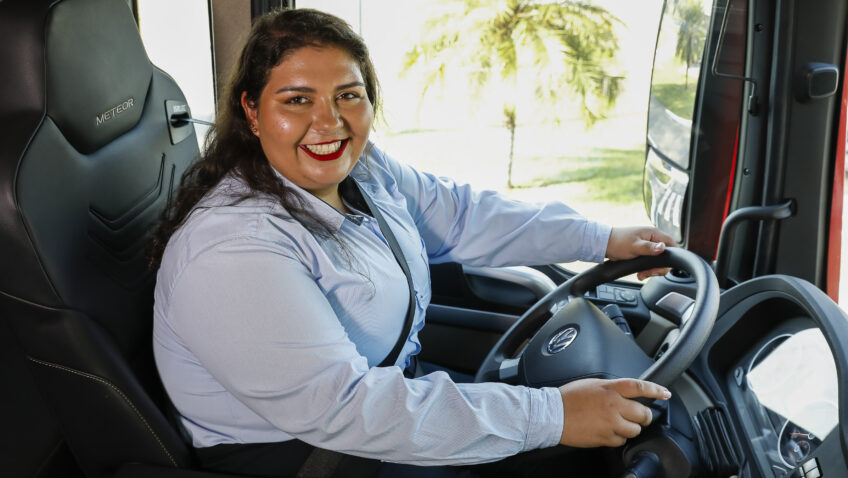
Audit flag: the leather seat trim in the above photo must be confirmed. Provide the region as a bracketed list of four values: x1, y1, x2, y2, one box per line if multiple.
[28, 356, 179, 467]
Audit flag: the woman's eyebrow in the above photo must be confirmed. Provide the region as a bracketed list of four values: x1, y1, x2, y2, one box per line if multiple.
[274, 82, 365, 95]
[336, 81, 365, 90]
[274, 86, 314, 94]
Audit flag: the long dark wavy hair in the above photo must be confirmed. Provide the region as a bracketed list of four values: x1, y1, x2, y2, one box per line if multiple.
[149, 8, 380, 269]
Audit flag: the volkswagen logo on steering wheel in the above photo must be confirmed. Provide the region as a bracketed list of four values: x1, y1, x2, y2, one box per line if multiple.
[547, 327, 578, 354]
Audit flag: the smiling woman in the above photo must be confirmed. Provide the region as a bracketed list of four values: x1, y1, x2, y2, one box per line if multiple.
[240, 46, 375, 208]
[149, 7, 676, 478]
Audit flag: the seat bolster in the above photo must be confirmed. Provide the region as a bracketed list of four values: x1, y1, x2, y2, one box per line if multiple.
[0, 114, 64, 308]
[0, 0, 64, 307]
[28, 356, 193, 476]
[3, 294, 193, 475]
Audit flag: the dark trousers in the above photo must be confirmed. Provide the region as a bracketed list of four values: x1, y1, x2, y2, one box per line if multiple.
[195, 440, 621, 477]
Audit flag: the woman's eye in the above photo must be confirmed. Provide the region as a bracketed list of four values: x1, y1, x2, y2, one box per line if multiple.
[338, 92, 360, 101]
[285, 96, 310, 105]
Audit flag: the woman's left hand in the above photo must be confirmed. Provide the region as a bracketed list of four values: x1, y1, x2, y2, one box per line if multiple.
[606, 226, 678, 280]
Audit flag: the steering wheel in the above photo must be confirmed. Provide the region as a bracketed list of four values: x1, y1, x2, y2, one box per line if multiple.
[474, 248, 719, 389]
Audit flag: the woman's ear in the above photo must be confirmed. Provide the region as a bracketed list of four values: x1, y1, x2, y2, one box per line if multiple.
[240, 91, 260, 137]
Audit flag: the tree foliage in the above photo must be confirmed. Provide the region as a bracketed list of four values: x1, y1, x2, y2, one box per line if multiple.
[403, 0, 622, 124]
[401, 0, 623, 187]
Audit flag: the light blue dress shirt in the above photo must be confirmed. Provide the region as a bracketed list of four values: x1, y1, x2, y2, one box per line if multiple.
[153, 143, 612, 465]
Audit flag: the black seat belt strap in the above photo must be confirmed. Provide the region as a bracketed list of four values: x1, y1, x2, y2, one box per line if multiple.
[353, 181, 417, 368]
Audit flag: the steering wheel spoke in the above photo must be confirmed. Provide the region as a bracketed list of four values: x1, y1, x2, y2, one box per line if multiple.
[498, 357, 521, 383]
[549, 297, 572, 315]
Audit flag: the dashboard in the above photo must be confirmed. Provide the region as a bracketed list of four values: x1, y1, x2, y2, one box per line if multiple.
[644, 274, 848, 478]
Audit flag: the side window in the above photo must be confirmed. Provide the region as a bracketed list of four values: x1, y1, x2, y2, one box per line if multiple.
[136, 0, 217, 150]
[297, 1, 715, 275]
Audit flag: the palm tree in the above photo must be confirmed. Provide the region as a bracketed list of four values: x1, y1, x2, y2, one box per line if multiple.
[401, 0, 622, 188]
[674, 0, 708, 88]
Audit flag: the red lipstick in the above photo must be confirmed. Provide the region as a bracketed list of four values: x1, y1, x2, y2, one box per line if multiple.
[300, 138, 349, 161]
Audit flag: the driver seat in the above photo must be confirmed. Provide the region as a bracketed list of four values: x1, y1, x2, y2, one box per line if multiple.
[0, 0, 232, 476]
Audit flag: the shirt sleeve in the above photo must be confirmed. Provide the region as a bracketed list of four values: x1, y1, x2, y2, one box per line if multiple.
[167, 240, 563, 465]
[375, 148, 612, 266]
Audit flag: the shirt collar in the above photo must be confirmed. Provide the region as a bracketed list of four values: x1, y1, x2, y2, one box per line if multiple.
[268, 161, 371, 233]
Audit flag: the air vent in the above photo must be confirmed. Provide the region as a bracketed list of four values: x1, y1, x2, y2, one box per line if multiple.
[693, 408, 743, 476]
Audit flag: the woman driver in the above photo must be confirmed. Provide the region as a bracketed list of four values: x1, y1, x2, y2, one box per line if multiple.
[151, 8, 674, 477]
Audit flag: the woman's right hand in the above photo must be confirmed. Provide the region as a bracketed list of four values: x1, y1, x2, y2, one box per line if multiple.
[558, 378, 671, 447]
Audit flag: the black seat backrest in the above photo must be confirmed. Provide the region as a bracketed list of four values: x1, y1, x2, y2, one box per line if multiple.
[0, 0, 198, 475]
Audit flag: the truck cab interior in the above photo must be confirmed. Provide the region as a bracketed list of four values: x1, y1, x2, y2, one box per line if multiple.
[1, 1, 847, 478]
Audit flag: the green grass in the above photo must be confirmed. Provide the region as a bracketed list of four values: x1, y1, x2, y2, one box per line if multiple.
[514, 147, 645, 204]
[651, 83, 697, 119]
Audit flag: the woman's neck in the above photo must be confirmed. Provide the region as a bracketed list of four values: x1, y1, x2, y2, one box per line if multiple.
[311, 186, 352, 215]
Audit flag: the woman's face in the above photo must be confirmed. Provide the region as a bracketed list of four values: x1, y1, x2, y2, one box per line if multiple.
[241, 46, 374, 202]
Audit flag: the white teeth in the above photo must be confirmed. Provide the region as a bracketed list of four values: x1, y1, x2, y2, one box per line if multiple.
[304, 140, 343, 155]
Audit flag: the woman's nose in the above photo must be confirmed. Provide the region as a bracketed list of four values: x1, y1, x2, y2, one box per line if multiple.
[312, 99, 342, 131]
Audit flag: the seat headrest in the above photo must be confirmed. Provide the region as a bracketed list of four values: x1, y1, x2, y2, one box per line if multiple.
[46, 0, 153, 154]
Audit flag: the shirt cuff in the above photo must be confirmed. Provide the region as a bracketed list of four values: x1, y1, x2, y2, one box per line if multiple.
[522, 386, 564, 451]
[583, 222, 613, 263]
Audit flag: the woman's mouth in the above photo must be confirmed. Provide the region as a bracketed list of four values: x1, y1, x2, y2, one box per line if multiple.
[300, 138, 350, 161]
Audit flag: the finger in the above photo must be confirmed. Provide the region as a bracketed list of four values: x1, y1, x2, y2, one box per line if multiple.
[605, 433, 629, 448]
[627, 238, 665, 258]
[613, 417, 643, 439]
[646, 228, 677, 247]
[619, 400, 654, 427]
[636, 267, 670, 281]
[612, 378, 672, 400]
